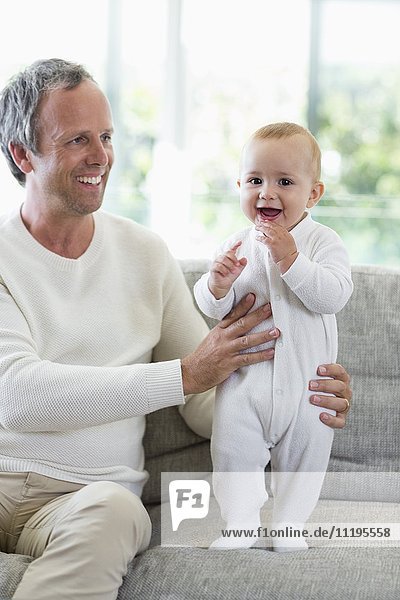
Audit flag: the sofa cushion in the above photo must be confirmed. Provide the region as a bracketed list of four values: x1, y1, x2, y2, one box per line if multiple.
[125, 500, 400, 599]
[119, 546, 400, 600]
[3, 544, 398, 600]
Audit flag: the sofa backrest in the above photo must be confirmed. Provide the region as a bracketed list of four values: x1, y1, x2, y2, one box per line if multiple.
[142, 261, 400, 505]
[329, 264, 400, 500]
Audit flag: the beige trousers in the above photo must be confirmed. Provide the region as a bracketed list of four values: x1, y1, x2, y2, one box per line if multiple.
[0, 472, 152, 600]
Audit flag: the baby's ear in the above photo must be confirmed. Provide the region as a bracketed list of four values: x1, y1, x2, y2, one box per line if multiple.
[307, 181, 325, 208]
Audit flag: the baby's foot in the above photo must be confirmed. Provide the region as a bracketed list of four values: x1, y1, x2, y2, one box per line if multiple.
[270, 523, 309, 553]
[272, 537, 308, 553]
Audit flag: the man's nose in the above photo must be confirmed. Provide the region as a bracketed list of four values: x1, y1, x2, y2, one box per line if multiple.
[86, 139, 109, 166]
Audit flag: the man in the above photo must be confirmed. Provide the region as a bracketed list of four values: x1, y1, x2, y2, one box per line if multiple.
[0, 59, 351, 600]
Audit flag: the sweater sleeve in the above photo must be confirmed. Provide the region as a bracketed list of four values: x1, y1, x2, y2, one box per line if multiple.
[281, 231, 353, 314]
[0, 280, 185, 433]
[152, 255, 214, 439]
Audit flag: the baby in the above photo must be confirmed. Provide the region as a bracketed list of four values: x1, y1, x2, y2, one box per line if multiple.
[194, 122, 353, 551]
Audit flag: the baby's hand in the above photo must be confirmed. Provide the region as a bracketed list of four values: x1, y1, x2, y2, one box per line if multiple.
[255, 221, 298, 273]
[208, 241, 247, 299]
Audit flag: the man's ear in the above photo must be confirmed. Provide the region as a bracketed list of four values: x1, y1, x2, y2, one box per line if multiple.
[306, 181, 325, 209]
[8, 142, 34, 175]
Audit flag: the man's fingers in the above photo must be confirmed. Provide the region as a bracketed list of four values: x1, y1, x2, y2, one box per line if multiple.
[317, 363, 349, 380]
[310, 394, 350, 413]
[309, 378, 348, 398]
[310, 393, 350, 430]
[319, 411, 346, 429]
[219, 294, 255, 327]
[309, 362, 352, 430]
[221, 296, 272, 331]
[231, 328, 279, 352]
[228, 303, 274, 339]
[317, 363, 352, 399]
[233, 347, 275, 367]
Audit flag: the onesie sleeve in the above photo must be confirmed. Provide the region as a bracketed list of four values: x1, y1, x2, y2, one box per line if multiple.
[193, 273, 236, 321]
[281, 231, 353, 314]
[193, 233, 245, 321]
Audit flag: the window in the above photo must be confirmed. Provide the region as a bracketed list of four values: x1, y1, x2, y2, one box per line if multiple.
[313, 0, 400, 265]
[1, 0, 399, 265]
[0, 0, 109, 212]
[181, 0, 311, 258]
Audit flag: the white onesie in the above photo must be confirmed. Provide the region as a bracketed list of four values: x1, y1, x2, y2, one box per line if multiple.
[194, 214, 353, 549]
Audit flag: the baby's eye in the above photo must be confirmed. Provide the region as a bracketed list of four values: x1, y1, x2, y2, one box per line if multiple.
[278, 178, 293, 186]
[249, 177, 262, 185]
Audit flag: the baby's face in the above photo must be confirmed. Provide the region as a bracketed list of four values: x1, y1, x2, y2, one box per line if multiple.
[237, 135, 323, 231]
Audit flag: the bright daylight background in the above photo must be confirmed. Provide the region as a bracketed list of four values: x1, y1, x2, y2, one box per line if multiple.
[1, 0, 400, 264]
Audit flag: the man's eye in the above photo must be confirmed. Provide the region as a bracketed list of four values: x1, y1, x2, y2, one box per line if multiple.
[102, 134, 112, 143]
[71, 137, 84, 145]
[279, 178, 292, 186]
[249, 178, 262, 185]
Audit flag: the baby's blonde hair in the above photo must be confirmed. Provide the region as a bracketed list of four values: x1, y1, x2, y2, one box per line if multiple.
[249, 122, 321, 181]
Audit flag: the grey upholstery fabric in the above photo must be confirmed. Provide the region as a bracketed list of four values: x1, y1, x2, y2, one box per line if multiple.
[118, 546, 400, 600]
[1, 262, 399, 599]
[333, 265, 400, 475]
[0, 553, 33, 599]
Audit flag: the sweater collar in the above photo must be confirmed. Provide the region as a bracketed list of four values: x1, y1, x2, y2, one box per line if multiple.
[12, 206, 104, 271]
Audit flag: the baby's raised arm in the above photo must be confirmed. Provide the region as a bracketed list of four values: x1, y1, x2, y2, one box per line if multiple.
[208, 241, 247, 299]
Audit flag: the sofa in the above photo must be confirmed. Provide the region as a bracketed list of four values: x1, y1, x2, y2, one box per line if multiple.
[1, 260, 399, 599]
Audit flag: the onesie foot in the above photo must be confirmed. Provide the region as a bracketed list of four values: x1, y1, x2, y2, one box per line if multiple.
[272, 537, 308, 553]
[269, 521, 309, 552]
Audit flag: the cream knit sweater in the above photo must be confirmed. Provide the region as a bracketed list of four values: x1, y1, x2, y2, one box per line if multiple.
[0, 209, 212, 495]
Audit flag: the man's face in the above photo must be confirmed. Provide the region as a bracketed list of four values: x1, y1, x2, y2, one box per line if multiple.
[27, 80, 114, 217]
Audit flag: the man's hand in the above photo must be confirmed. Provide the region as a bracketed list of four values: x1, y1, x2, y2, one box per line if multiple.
[309, 363, 352, 429]
[208, 241, 247, 299]
[181, 294, 279, 395]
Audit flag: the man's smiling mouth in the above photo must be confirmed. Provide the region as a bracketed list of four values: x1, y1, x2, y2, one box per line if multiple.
[76, 175, 102, 185]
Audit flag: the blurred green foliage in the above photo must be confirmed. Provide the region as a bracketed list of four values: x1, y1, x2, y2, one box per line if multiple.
[316, 64, 400, 265]
[115, 64, 400, 266]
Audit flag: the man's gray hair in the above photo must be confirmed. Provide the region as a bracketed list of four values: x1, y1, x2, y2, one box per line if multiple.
[0, 58, 95, 186]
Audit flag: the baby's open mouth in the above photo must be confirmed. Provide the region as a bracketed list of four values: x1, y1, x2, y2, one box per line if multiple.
[257, 207, 282, 221]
